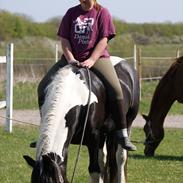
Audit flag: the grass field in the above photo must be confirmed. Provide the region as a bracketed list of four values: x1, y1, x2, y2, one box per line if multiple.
[0, 53, 182, 182]
[0, 125, 182, 183]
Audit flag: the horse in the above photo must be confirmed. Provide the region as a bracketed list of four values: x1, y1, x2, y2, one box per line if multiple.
[143, 56, 183, 156]
[23, 56, 140, 183]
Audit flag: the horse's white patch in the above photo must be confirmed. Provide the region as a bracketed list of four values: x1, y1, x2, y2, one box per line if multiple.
[36, 66, 98, 160]
[97, 142, 107, 183]
[110, 56, 125, 66]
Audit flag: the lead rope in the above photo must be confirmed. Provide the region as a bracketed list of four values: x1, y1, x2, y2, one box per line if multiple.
[70, 67, 91, 183]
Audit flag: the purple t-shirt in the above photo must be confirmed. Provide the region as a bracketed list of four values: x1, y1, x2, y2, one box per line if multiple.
[57, 4, 115, 61]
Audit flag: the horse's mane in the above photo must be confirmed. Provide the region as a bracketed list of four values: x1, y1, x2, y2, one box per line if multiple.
[36, 65, 98, 160]
[36, 66, 73, 159]
[176, 55, 183, 64]
[149, 57, 182, 115]
[155, 56, 183, 88]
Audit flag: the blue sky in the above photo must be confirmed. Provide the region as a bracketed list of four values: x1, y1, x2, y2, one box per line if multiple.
[0, 0, 183, 23]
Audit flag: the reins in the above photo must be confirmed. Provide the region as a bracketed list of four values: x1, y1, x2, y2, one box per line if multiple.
[71, 67, 91, 183]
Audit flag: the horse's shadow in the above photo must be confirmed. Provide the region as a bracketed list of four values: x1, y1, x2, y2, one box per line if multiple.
[129, 154, 183, 161]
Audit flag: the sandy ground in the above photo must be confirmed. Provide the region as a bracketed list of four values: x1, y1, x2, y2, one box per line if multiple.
[0, 109, 182, 128]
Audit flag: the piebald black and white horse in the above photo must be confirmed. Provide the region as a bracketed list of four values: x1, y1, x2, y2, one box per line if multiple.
[24, 57, 140, 183]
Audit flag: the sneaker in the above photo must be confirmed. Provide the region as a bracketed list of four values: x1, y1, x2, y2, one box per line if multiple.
[30, 141, 36, 148]
[117, 136, 137, 151]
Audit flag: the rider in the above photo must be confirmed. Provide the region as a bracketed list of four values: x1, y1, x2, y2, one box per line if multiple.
[39, 0, 136, 151]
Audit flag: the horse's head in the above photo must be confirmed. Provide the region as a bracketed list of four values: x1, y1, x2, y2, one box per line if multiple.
[23, 152, 65, 183]
[142, 114, 164, 156]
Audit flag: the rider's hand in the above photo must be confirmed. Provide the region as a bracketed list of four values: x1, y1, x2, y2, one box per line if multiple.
[80, 58, 95, 68]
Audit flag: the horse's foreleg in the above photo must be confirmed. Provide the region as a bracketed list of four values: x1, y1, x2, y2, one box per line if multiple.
[116, 145, 128, 183]
[87, 145, 102, 183]
[105, 134, 118, 183]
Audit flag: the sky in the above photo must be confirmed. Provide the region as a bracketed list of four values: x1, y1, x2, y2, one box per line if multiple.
[0, 0, 183, 23]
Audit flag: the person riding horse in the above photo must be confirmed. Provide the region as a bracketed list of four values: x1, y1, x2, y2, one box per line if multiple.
[25, 58, 140, 183]
[39, 0, 136, 151]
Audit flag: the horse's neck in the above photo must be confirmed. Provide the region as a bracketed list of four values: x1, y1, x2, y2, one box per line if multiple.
[148, 79, 175, 127]
[36, 66, 98, 160]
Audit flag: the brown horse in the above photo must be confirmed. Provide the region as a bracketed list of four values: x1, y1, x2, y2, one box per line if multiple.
[143, 56, 183, 156]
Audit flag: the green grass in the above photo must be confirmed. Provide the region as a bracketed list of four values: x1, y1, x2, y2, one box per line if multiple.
[0, 125, 37, 183]
[13, 82, 39, 109]
[0, 126, 182, 183]
[140, 44, 183, 57]
[140, 80, 183, 115]
[128, 128, 183, 183]
[0, 81, 39, 110]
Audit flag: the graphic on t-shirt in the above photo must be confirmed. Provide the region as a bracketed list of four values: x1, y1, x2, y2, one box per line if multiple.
[74, 17, 94, 45]
[74, 17, 94, 34]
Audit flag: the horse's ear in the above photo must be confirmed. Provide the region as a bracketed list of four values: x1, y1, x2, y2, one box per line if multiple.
[23, 155, 35, 168]
[142, 113, 149, 121]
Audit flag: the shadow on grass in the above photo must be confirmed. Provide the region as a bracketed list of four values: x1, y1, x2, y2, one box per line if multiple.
[129, 154, 183, 161]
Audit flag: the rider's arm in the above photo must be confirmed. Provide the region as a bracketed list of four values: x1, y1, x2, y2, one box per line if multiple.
[80, 37, 108, 68]
[90, 37, 108, 62]
[60, 37, 77, 63]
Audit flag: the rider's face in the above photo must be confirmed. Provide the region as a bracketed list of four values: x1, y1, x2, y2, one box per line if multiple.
[79, 0, 95, 11]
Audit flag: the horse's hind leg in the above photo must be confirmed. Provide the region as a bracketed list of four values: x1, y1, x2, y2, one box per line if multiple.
[106, 133, 127, 183]
[106, 135, 118, 183]
[116, 145, 128, 183]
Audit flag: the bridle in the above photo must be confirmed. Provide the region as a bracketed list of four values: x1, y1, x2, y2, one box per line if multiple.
[144, 120, 161, 146]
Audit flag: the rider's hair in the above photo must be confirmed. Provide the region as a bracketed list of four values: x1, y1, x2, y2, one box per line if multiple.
[94, 0, 101, 11]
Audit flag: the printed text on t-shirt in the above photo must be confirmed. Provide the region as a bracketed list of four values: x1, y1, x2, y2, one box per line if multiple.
[74, 17, 94, 44]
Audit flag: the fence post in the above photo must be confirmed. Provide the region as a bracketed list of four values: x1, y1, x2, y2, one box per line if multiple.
[176, 49, 180, 58]
[55, 44, 58, 63]
[133, 44, 137, 70]
[0, 56, 6, 109]
[137, 47, 142, 101]
[6, 43, 14, 133]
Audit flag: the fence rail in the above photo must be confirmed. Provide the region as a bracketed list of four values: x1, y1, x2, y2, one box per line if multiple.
[0, 45, 182, 83]
[0, 49, 181, 82]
